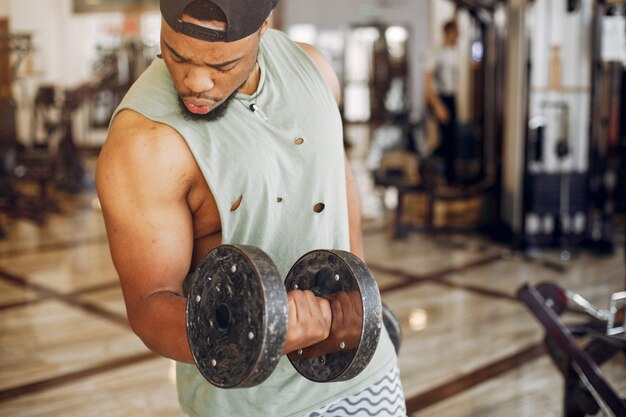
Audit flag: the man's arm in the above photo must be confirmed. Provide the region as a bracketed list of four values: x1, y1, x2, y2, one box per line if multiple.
[297, 42, 341, 104]
[99, 110, 332, 359]
[96, 110, 196, 363]
[345, 155, 364, 259]
[298, 42, 365, 260]
[424, 62, 449, 123]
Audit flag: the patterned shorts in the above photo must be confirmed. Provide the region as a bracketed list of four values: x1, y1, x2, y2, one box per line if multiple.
[303, 366, 406, 417]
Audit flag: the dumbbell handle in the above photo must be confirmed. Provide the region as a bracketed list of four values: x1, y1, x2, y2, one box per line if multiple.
[566, 290, 610, 321]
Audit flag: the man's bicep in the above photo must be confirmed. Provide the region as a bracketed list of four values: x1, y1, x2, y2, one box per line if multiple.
[96, 126, 194, 317]
[101, 189, 193, 299]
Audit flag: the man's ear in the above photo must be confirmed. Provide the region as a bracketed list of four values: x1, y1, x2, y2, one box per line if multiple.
[259, 13, 271, 36]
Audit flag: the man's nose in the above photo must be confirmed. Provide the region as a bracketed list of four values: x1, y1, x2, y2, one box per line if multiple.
[184, 67, 215, 94]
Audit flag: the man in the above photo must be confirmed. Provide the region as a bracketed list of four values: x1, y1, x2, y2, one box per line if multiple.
[424, 19, 460, 186]
[96, 1, 404, 416]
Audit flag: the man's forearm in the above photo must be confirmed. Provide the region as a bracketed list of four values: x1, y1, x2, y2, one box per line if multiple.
[129, 291, 195, 363]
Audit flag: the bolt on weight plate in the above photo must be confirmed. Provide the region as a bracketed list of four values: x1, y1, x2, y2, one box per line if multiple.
[186, 245, 288, 388]
[284, 249, 382, 383]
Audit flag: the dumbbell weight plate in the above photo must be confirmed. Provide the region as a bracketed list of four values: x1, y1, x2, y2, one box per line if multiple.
[285, 250, 382, 383]
[536, 282, 567, 316]
[382, 303, 402, 354]
[186, 245, 288, 388]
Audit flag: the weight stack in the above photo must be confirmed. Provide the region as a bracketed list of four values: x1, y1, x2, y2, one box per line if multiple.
[523, 173, 587, 247]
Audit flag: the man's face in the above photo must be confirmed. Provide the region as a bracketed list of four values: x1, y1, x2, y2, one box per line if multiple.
[445, 28, 459, 46]
[160, 15, 263, 120]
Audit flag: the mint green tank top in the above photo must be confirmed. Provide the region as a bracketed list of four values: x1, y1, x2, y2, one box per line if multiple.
[112, 29, 396, 417]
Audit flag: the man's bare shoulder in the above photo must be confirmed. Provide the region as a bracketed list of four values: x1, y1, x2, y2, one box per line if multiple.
[297, 42, 341, 105]
[103, 109, 193, 166]
[97, 109, 196, 200]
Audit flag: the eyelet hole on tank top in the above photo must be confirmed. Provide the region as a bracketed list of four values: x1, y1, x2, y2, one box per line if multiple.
[313, 203, 325, 213]
[230, 195, 243, 212]
[277, 197, 283, 203]
[294, 138, 305, 145]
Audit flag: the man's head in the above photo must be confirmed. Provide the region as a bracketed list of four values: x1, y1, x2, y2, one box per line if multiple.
[159, 0, 278, 121]
[443, 20, 459, 46]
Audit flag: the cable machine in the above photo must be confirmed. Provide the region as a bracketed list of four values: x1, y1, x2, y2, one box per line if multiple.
[500, 0, 625, 256]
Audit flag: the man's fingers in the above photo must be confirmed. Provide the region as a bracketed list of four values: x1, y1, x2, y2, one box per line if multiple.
[288, 290, 330, 322]
[329, 295, 344, 328]
[287, 293, 299, 324]
[347, 291, 363, 316]
[318, 297, 332, 330]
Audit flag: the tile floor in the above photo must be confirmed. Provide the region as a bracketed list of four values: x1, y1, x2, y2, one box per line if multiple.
[0, 182, 624, 417]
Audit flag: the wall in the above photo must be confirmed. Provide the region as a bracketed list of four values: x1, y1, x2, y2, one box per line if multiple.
[7, 0, 161, 145]
[11, 0, 117, 86]
[280, 0, 478, 122]
[282, 0, 430, 120]
[8, 0, 120, 143]
[0, 0, 9, 16]
[6, 1, 453, 142]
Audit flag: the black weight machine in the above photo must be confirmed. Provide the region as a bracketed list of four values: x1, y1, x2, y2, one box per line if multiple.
[0, 33, 59, 225]
[502, 1, 625, 258]
[1, 91, 89, 226]
[0, 31, 124, 228]
[518, 282, 625, 417]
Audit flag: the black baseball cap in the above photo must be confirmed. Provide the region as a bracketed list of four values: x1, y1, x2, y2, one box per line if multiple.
[161, 0, 280, 42]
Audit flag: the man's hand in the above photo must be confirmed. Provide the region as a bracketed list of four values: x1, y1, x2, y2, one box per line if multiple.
[295, 291, 363, 358]
[283, 290, 332, 354]
[434, 102, 450, 124]
[327, 291, 363, 350]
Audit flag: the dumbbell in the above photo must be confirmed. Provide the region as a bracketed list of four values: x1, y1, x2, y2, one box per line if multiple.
[184, 245, 384, 388]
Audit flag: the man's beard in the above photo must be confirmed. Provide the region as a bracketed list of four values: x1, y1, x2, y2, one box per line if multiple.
[178, 92, 238, 122]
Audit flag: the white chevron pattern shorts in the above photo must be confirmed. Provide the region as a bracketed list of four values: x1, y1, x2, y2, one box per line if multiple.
[304, 365, 406, 417]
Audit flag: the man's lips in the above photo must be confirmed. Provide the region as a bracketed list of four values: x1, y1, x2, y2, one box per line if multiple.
[183, 99, 219, 114]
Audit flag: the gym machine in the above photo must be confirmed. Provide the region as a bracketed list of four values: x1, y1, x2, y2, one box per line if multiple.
[0, 32, 59, 225]
[0, 27, 133, 226]
[518, 282, 625, 417]
[586, 2, 626, 255]
[501, 0, 625, 255]
[534, 282, 625, 337]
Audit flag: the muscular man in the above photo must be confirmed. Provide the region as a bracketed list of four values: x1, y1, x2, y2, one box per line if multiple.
[424, 19, 460, 186]
[96, 1, 404, 416]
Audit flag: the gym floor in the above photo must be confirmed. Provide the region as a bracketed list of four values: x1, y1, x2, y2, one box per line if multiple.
[0, 162, 624, 417]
